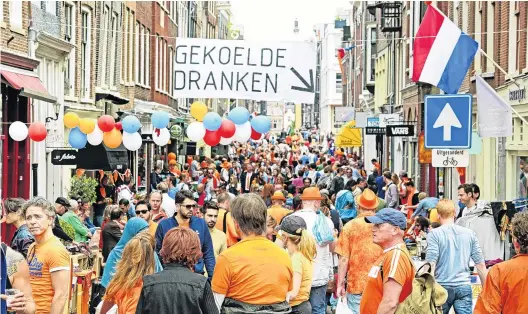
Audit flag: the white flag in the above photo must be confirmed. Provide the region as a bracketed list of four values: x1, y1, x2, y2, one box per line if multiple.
[476, 75, 512, 137]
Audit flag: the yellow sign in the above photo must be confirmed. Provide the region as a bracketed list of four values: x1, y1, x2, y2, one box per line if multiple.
[336, 120, 362, 147]
[418, 131, 432, 164]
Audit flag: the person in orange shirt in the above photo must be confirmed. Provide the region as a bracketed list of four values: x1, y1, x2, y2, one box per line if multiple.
[475, 211, 528, 314]
[336, 189, 384, 313]
[101, 232, 156, 314]
[267, 191, 292, 224]
[215, 193, 239, 247]
[360, 208, 415, 314]
[135, 201, 158, 238]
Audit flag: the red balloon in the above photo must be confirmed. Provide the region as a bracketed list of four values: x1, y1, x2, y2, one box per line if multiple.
[28, 122, 47, 142]
[115, 122, 123, 130]
[218, 120, 236, 138]
[98, 115, 115, 132]
[250, 128, 262, 140]
[203, 130, 221, 146]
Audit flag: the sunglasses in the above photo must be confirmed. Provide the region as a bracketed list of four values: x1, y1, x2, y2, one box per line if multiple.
[181, 204, 197, 210]
[135, 210, 149, 215]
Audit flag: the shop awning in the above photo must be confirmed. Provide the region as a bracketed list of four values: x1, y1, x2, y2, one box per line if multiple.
[336, 120, 362, 147]
[76, 143, 129, 171]
[95, 91, 129, 105]
[0, 69, 57, 103]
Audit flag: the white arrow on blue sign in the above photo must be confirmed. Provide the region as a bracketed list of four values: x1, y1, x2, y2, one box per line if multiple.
[424, 94, 472, 149]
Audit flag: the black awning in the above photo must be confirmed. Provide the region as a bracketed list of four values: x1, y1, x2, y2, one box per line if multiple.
[76, 143, 129, 171]
[95, 91, 129, 105]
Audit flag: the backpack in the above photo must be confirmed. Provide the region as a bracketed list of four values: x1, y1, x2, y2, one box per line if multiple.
[381, 249, 448, 314]
[331, 176, 345, 193]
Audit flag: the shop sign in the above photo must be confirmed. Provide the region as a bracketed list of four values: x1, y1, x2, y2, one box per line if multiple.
[432, 149, 469, 168]
[418, 131, 432, 164]
[365, 127, 385, 135]
[367, 117, 380, 127]
[379, 114, 400, 127]
[509, 86, 525, 101]
[385, 125, 414, 137]
[51, 150, 78, 165]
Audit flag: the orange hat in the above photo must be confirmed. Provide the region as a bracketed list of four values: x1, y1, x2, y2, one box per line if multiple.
[355, 189, 380, 210]
[168, 152, 176, 160]
[271, 191, 286, 201]
[300, 187, 324, 201]
[169, 159, 177, 166]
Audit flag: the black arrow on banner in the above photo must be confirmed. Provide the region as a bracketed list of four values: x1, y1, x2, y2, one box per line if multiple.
[290, 68, 314, 93]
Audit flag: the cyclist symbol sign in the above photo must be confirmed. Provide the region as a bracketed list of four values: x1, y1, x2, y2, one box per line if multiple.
[432, 149, 469, 168]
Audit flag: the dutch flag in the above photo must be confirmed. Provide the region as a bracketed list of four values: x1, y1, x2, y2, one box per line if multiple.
[412, 4, 478, 94]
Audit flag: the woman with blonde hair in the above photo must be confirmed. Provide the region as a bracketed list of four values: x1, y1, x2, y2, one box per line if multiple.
[100, 231, 156, 314]
[279, 215, 316, 314]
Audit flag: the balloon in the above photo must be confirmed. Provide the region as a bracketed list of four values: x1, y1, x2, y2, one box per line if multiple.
[63, 112, 80, 129]
[115, 122, 123, 131]
[202, 112, 222, 131]
[79, 118, 96, 134]
[250, 115, 271, 134]
[98, 115, 115, 132]
[169, 159, 177, 165]
[218, 120, 236, 138]
[152, 128, 170, 146]
[103, 128, 123, 149]
[151, 111, 170, 129]
[168, 152, 176, 160]
[122, 132, 142, 151]
[190, 101, 208, 121]
[87, 125, 104, 146]
[28, 122, 47, 142]
[186, 122, 206, 142]
[228, 107, 250, 125]
[233, 121, 252, 142]
[251, 128, 262, 140]
[203, 130, 221, 146]
[121, 115, 141, 133]
[9, 121, 28, 141]
[68, 127, 87, 149]
[219, 137, 233, 145]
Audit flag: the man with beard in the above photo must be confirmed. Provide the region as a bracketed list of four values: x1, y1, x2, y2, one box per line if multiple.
[149, 191, 167, 223]
[135, 201, 158, 237]
[201, 201, 227, 257]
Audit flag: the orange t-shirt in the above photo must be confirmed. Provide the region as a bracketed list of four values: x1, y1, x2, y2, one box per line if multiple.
[148, 221, 158, 237]
[474, 254, 528, 314]
[27, 236, 71, 314]
[335, 212, 383, 294]
[215, 209, 239, 247]
[267, 205, 292, 225]
[106, 281, 143, 314]
[359, 243, 414, 314]
[211, 236, 293, 305]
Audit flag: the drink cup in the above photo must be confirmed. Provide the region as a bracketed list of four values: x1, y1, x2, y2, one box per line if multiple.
[5, 288, 20, 307]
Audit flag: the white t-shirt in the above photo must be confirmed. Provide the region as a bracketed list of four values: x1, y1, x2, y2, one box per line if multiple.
[292, 209, 334, 287]
[162, 193, 177, 217]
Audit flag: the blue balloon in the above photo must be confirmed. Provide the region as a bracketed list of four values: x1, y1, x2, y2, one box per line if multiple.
[69, 127, 87, 149]
[202, 112, 222, 131]
[122, 115, 141, 133]
[251, 115, 271, 134]
[151, 111, 170, 129]
[228, 107, 250, 125]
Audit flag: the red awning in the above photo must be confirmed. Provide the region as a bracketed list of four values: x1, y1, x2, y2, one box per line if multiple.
[1, 70, 57, 103]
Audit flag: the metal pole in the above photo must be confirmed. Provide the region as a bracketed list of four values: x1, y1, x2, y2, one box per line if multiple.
[32, 164, 38, 197]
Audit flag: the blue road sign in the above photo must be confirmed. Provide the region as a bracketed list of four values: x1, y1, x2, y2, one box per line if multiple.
[425, 94, 472, 149]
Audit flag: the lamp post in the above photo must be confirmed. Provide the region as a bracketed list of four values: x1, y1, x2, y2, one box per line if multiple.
[45, 102, 61, 123]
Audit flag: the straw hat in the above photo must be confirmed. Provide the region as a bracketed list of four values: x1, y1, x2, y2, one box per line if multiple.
[271, 191, 286, 201]
[355, 189, 380, 210]
[300, 187, 324, 201]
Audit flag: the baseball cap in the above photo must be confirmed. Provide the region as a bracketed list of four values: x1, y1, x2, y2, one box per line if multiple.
[365, 208, 407, 230]
[55, 197, 71, 208]
[279, 215, 307, 236]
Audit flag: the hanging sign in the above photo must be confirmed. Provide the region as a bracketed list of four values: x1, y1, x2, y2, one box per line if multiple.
[432, 149, 469, 168]
[418, 131, 432, 164]
[173, 38, 316, 104]
[365, 127, 385, 135]
[385, 125, 415, 137]
[51, 150, 78, 165]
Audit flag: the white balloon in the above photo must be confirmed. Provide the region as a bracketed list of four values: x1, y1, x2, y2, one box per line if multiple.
[122, 132, 142, 151]
[234, 121, 251, 142]
[87, 125, 104, 146]
[153, 128, 170, 146]
[9, 121, 28, 141]
[219, 137, 233, 145]
[186, 122, 206, 142]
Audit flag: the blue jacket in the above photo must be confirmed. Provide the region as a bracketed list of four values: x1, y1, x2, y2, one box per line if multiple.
[155, 216, 215, 280]
[376, 175, 386, 199]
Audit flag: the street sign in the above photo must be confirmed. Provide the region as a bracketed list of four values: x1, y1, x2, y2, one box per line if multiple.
[379, 114, 400, 127]
[334, 107, 355, 123]
[386, 125, 415, 137]
[366, 127, 385, 135]
[51, 150, 78, 165]
[367, 117, 380, 127]
[355, 112, 368, 128]
[174, 38, 316, 104]
[425, 94, 472, 148]
[432, 149, 469, 167]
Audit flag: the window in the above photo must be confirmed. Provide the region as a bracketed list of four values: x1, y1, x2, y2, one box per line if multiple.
[81, 7, 91, 99]
[178, 2, 188, 38]
[135, 22, 139, 84]
[139, 25, 144, 86]
[162, 39, 166, 92]
[109, 13, 117, 88]
[0, 1, 3, 22]
[128, 10, 134, 83]
[509, 2, 518, 74]
[122, 7, 128, 83]
[516, 4, 521, 71]
[486, 2, 495, 72]
[169, 47, 173, 97]
[146, 29, 150, 87]
[46, 1, 56, 15]
[155, 35, 159, 90]
[9, 1, 22, 30]
[101, 6, 109, 86]
[336, 73, 342, 94]
[64, 2, 75, 95]
[366, 26, 376, 83]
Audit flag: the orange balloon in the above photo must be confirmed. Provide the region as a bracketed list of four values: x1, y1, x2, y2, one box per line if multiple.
[168, 152, 176, 160]
[169, 159, 177, 165]
[103, 128, 122, 149]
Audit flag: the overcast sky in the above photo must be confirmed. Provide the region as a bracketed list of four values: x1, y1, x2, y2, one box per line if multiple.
[230, 0, 351, 41]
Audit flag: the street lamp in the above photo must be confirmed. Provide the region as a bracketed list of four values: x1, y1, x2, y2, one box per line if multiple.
[45, 102, 61, 123]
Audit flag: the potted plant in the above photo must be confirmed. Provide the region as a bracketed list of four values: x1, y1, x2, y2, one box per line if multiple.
[68, 175, 98, 204]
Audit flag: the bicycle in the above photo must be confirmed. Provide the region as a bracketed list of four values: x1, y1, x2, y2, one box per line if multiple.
[443, 157, 458, 166]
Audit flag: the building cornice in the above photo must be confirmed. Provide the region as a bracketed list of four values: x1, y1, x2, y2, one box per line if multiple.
[0, 49, 40, 70]
[36, 31, 75, 54]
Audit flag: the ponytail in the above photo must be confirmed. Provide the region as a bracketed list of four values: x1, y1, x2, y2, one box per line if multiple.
[298, 229, 317, 262]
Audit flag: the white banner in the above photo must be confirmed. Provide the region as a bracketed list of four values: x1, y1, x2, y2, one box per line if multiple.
[475, 75, 513, 137]
[379, 114, 400, 127]
[173, 38, 316, 104]
[432, 149, 469, 167]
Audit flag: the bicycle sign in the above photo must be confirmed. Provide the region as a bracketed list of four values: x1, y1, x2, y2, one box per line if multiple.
[432, 149, 469, 168]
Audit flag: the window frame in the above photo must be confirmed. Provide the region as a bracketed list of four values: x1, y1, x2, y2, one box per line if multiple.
[109, 12, 118, 89]
[80, 6, 91, 99]
[9, 1, 23, 31]
[101, 5, 110, 87]
[64, 1, 76, 96]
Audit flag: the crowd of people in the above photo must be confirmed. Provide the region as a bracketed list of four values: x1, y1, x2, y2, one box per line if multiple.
[0, 137, 527, 314]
